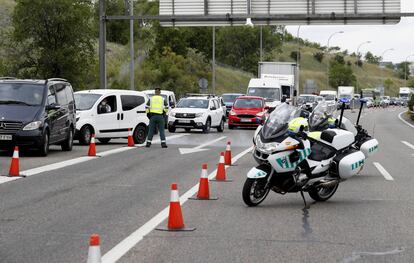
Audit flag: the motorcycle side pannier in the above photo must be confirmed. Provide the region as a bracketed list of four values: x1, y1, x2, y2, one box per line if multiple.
[331, 149, 366, 179]
[359, 138, 379, 158]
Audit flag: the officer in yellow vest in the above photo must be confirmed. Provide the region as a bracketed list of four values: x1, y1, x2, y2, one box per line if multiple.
[146, 88, 168, 148]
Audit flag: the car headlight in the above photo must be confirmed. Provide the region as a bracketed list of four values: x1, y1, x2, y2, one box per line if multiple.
[195, 112, 204, 117]
[170, 112, 176, 117]
[23, 121, 42, 131]
[229, 110, 236, 116]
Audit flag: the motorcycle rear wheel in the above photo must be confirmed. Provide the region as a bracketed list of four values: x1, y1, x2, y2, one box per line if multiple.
[308, 183, 339, 202]
[242, 178, 270, 206]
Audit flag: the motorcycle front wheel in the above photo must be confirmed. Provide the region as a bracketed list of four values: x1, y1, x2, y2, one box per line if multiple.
[308, 183, 339, 202]
[242, 178, 270, 206]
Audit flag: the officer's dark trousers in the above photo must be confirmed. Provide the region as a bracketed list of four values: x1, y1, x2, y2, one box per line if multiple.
[147, 114, 166, 143]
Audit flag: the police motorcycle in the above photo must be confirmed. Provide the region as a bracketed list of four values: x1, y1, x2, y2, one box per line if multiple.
[243, 101, 368, 207]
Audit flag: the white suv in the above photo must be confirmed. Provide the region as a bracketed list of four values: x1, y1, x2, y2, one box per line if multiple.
[168, 95, 226, 133]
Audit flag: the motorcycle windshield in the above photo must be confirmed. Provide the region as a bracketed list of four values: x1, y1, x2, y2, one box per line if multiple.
[262, 103, 299, 139]
[309, 101, 337, 129]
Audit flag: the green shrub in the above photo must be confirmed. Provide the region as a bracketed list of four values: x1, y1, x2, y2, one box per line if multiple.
[409, 94, 414, 111]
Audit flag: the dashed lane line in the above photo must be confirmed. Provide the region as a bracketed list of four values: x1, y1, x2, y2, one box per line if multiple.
[101, 146, 253, 263]
[401, 141, 414, 151]
[373, 162, 394, 181]
[0, 134, 189, 185]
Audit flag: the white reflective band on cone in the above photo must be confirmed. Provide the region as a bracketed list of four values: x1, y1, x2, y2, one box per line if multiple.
[87, 246, 102, 263]
[219, 155, 225, 163]
[161, 141, 166, 143]
[226, 144, 231, 151]
[13, 150, 19, 158]
[170, 190, 180, 202]
[91, 137, 95, 143]
[128, 130, 132, 136]
[201, 169, 208, 179]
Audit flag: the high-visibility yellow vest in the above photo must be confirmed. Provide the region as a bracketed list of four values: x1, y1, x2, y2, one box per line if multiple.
[148, 95, 164, 114]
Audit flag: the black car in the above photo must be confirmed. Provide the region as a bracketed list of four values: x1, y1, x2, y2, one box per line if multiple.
[0, 78, 76, 156]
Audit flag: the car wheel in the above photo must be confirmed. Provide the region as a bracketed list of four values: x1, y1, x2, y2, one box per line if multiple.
[79, 125, 93, 145]
[217, 119, 225, 132]
[98, 138, 111, 144]
[38, 131, 50, 156]
[203, 118, 211, 134]
[168, 125, 176, 133]
[61, 128, 74, 151]
[133, 125, 147, 144]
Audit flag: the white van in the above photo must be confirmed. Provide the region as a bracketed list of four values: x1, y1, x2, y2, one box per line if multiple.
[319, 90, 337, 105]
[74, 89, 149, 145]
[246, 78, 282, 109]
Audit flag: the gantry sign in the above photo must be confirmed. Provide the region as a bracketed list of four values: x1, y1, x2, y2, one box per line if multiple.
[158, 0, 402, 26]
[99, 0, 408, 89]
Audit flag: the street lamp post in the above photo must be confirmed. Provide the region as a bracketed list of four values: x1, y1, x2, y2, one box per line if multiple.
[380, 48, 394, 88]
[405, 54, 414, 86]
[326, 31, 344, 89]
[355, 41, 371, 94]
[296, 25, 301, 100]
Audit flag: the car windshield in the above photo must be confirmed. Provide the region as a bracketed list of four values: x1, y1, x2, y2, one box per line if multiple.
[222, 94, 242, 104]
[177, 98, 209, 109]
[261, 103, 299, 139]
[74, 93, 101, 111]
[298, 96, 316, 104]
[309, 101, 337, 130]
[321, 94, 336, 101]
[0, 83, 44, 106]
[247, 88, 280, 102]
[234, 98, 263, 108]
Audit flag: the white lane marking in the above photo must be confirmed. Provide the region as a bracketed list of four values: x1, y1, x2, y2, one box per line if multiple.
[373, 162, 394, 181]
[398, 111, 414, 129]
[178, 136, 227, 155]
[401, 141, 414, 150]
[101, 146, 253, 263]
[0, 134, 189, 185]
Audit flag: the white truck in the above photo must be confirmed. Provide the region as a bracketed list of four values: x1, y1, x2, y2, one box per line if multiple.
[258, 62, 298, 100]
[319, 90, 337, 105]
[399, 87, 414, 105]
[338, 86, 354, 109]
[247, 78, 282, 109]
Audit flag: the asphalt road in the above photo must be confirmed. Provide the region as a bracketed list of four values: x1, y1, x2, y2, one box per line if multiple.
[0, 106, 413, 263]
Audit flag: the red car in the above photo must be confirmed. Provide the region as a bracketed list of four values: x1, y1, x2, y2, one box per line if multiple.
[228, 96, 268, 129]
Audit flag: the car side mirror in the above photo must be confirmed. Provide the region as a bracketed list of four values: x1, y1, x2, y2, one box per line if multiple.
[171, 103, 175, 109]
[46, 103, 61, 110]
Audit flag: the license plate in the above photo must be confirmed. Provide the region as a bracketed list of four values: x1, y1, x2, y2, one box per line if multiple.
[240, 118, 251, 122]
[0, 135, 12, 140]
[179, 120, 191, 123]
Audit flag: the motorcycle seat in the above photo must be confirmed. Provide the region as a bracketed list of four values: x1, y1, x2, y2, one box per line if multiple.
[309, 142, 337, 161]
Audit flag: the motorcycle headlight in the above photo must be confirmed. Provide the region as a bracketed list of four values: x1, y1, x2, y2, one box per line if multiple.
[255, 134, 279, 154]
[195, 112, 204, 118]
[23, 121, 42, 131]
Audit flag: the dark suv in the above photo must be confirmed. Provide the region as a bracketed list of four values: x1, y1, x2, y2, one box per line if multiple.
[0, 78, 76, 156]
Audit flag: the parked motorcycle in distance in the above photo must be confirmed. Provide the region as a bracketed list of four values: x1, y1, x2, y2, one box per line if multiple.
[243, 99, 378, 207]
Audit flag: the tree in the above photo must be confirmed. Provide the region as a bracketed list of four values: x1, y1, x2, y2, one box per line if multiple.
[384, 78, 394, 90]
[313, 52, 324, 63]
[329, 61, 356, 88]
[12, 0, 95, 89]
[334, 54, 345, 65]
[396, 62, 411, 80]
[365, 51, 381, 65]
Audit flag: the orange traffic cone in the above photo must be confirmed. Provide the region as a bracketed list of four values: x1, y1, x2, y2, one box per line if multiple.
[156, 183, 196, 232]
[224, 141, 232, 165]
[87, 234, 101, 263]
[189, 164, 218, 200]
[8, 146, 22, 177]
[127, 128, 135, 147]
[88, 135, 97, 157]
[211, 152, 232, 182]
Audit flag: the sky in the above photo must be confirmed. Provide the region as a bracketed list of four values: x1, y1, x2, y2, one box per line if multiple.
[285, 0, 414, 63]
